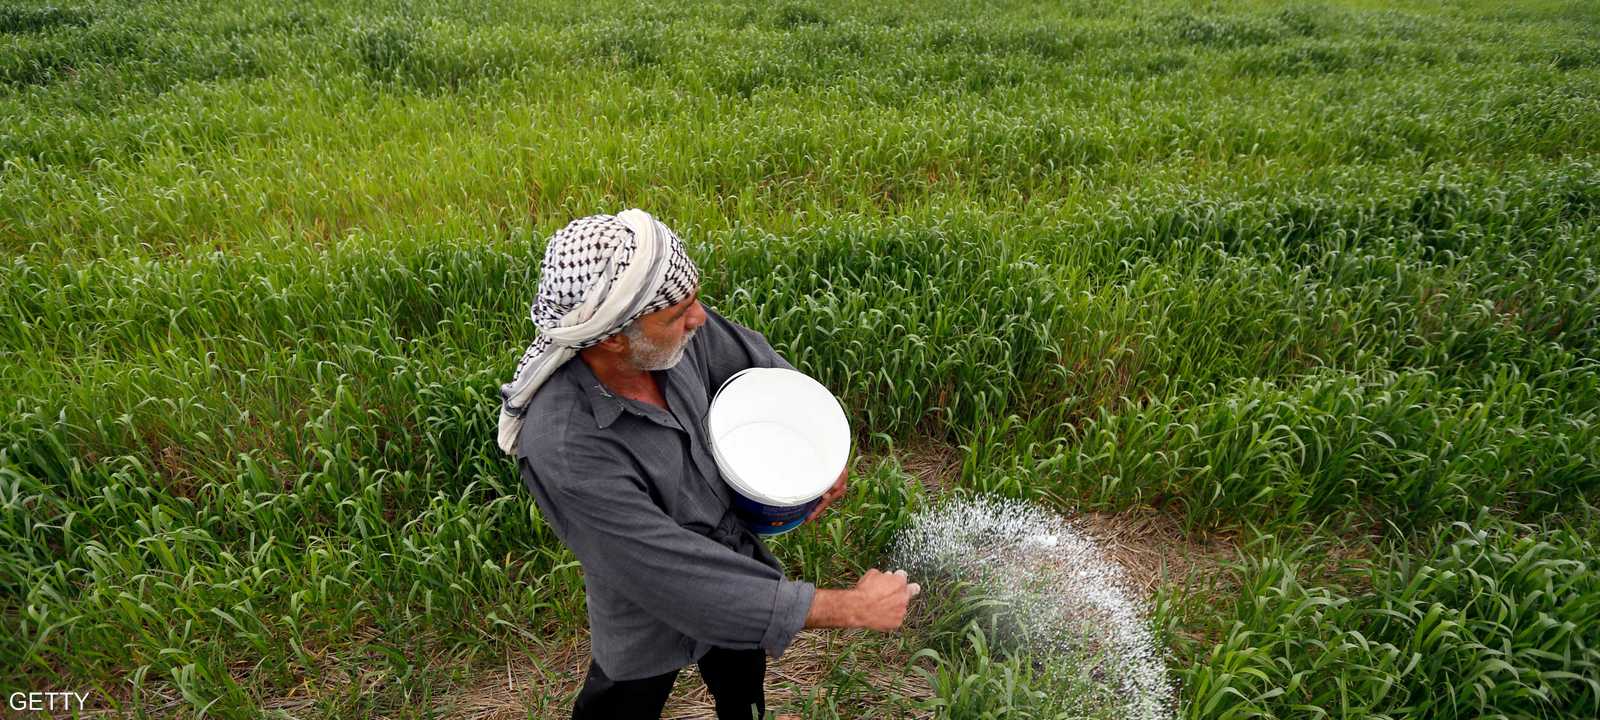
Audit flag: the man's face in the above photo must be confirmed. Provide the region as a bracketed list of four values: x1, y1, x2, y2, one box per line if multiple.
[623, 289, 706, 371]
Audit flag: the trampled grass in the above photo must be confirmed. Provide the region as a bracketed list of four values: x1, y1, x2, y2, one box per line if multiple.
[2, 0, 1598, 717]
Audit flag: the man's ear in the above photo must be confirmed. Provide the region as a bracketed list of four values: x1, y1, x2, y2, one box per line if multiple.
[592, 332, 629, 355]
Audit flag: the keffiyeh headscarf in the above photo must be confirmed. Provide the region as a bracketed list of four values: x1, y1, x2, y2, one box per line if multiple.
[497, 210, 700, 454]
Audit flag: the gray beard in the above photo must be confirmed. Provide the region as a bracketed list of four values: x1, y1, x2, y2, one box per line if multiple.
[625, 325, 695, 371]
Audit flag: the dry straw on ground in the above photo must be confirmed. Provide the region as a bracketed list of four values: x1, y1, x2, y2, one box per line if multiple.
[423, 630, 933, 720]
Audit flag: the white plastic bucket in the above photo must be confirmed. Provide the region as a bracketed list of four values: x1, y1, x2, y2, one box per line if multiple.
[707, 367, 850, 535]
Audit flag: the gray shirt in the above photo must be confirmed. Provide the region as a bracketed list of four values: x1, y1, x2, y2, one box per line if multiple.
[515, 305, 817, 681]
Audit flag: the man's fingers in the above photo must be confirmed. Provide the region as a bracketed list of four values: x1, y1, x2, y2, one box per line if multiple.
[807, 494, 834, 521]
[907, 582, 921, 597]
[805, 476, 845, 523]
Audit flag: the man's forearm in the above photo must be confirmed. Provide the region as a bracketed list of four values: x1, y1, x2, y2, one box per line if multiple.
[802, 570, 919, 632]
[802, 589, 859, 629]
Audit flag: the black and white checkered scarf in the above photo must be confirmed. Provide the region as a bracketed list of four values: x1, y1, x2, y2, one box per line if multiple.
[497, 210, 700, 454]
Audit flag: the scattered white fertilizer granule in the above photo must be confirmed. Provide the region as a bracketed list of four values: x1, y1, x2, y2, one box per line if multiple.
[890, 496, 1176, 720]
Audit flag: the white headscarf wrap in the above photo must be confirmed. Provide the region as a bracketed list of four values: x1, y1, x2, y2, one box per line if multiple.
[497, 209, 700, 454]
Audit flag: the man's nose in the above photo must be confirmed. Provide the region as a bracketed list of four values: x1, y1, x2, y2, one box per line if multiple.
[685, 301, 707, 330]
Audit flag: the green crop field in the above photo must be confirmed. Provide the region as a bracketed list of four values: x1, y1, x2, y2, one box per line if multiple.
[3, 0, 1598, 717]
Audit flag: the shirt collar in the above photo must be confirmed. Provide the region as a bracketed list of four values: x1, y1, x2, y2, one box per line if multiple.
[567, 355, 628, 430]
[566, 353, 696, 432]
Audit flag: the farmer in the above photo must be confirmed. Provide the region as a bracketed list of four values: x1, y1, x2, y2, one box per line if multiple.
[497, 210, 920, 720]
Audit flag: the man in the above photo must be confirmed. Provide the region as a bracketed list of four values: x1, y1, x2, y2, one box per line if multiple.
[497, 210, 919, 720]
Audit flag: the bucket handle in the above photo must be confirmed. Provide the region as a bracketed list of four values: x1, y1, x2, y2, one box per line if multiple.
[707, 367, 766, 441]
[713, 366, 765, 400]
[706, 367, 768, 484]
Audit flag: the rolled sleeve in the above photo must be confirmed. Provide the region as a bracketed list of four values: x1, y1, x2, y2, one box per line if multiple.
[542, 432, 814, 656]
[764, 577, 816, 659]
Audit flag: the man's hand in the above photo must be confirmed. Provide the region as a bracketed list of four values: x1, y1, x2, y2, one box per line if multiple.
[803, 569, 920, 632]
[806, 465, 849, 523]
[852, 569, 920, 631]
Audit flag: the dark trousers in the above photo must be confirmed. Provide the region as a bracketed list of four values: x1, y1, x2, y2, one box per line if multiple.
[571, 646, 767, 720]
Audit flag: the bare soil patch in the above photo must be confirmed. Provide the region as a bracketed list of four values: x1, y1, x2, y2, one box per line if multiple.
[430, 630, 934, 720]
[892, 435, 962, 493]
[1068, 508, 1240, 601]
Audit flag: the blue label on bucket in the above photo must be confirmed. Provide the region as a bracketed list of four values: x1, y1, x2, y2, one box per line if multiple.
[732, 492, 820, 535]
